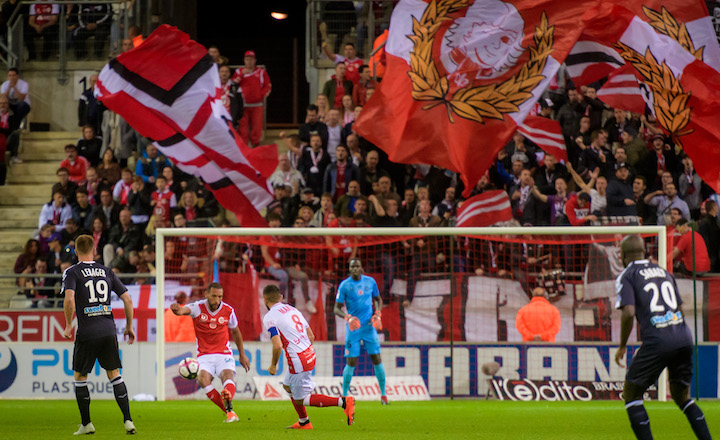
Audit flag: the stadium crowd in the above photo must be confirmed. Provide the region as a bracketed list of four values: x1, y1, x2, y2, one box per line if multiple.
[10, 7, 720, 309]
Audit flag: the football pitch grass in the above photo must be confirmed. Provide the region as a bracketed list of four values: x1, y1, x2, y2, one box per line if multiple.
[2, 399, 719, 439]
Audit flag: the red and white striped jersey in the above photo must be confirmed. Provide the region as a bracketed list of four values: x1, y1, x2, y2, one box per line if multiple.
[263, 303, 316, 374]
[187, 300, 238, 357]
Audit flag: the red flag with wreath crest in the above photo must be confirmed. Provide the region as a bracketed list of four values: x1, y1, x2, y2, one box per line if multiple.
[355, 0, 601, 196]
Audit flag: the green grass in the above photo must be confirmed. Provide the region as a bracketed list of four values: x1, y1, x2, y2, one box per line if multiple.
[1, 399, 719, 439]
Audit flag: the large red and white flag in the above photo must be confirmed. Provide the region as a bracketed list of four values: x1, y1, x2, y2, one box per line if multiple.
[596, 65, 648, 114]
[583, 3, 720, 191]
[95, 25, 276, 226]
[567, 0, 720, 87]
[517, 115, 567, 162]
[355, 0, 601, 196]
[456, 190, 512, 227]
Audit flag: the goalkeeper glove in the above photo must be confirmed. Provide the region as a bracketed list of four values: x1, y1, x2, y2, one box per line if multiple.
[371, 311, 382, 331]
[345, 314, 361, 331]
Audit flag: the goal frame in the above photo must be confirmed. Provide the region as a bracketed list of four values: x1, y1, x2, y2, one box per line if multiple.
[155, 225, 667, 401]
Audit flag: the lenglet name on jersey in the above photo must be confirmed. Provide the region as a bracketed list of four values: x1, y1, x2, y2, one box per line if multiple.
[638, 267, 666, 280]
[81, 267, 106, 278]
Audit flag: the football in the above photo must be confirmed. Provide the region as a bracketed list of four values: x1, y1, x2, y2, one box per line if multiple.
[178, 357, 199, 380]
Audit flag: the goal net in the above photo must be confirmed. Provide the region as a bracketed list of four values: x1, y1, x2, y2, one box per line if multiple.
[154, 226, 697, 402]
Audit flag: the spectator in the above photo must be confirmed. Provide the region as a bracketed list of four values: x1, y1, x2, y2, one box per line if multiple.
[151, 175, 177, 228]
[261, 212, 316, 313]
[672, 218, 711, 274]
[323, 144, 360, 200]
[128, 25, 143, 47]
[352, 65, 377, 106]
[92, 188, 121, 229]
[78, 74, 102, 134]
[1, 68, 30, 125]
[112, 167, 133, 205]
[509, 169, 538, 224]
[26, 2, 59, 60]
[232, 50, 271, 146]
[178, 190, 206, 222]
[73, 3, 112, 59]
[37, 224, 54, 254]
[698, 200, 720, 272]
[322, 42, 363, 86]
[309, 193, 334, 227]
[61, 217, 83, 246]
[335, 180, 365, 214]
[110, 249, 141, 275]
[322, 62, 353, 110]
[431, 186, 457, 220]
[164, 291, 195, 342]
[60, 144, 89, 184]
[556, 88, 583, 146]
[315, 94, 330, 122]
[578, 130, 608, 178]
[84, 167, 100, 204]
[72, 187, 93, 231]
[76, 125, 103, 166]
[89, 216, 109, 264]
[361, 150, 389, 195]
[339, 94, 355, 125]
[633, 176, 654, 225]
[325, 108, 342, 161]
[369, 195, 401, 227]
[39, 189, 72, 232]
[127, 175, 152, 225]
[51, 167, 78, 206]
[14, 238, 40, 289]
[345, 132, 362, 166]
[534, 153, 569, 195]
[207, 45, 228, 66]
[398, 188, 417, 226]
[105, 208, 145, 266]
[23, 258, 52, 308]
[641, 133, 679, 191]
[44, 232, 64, 275]
[504, 131, 537, 169]
[565, 192, 597, 226]
[0, 95, 21, 170]
[96, 148, 121, 187]
[612, 146, 636, 181]
[218, 65, 243, 129]
[532, 177, 570, 225]
[678, 156, 703, 219]
[298, 133, 330, 196]
[298, 187, 320, 212]
[135, 144, 170, 184]
[579, 85, 606, 130]
[619, 126, 647, 168]
[515, 287, 561, 342]
[606, 165, 637, 218]
[603, 108, 634, 145]
[269, 154, 305, 196]
[162, 166, 183, 199]
[353, 197, 368, 217]
[298, 104, 329, 148]
[297, 205, 315, 226]
[644, 182, 690, 225]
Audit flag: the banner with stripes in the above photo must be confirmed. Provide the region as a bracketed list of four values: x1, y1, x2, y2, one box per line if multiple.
[596, 65, 648, 114]
[517, 115, 567, 162]
[456, 190, 512, 227]
[95, 25, 275, 226]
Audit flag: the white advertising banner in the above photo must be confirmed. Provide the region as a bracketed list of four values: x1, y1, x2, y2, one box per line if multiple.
[253, 376, 430, 401]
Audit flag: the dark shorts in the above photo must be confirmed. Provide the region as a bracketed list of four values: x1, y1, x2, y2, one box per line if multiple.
[73, 335, 122, 375]
[626, 344, 694, 391]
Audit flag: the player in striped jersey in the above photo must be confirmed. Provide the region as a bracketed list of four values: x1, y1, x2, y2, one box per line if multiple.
[263, 284, 355, 429]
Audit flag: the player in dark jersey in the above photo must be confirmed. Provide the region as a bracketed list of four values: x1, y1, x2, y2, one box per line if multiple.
[62, 234, 137, 435]
[614, 234, 711, 440]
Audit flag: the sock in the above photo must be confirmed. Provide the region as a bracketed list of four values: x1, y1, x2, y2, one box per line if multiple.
[223, 380, 236, 400]
[342, 365, 355, 396]
[681, 400, 712, 440]
[291, 399, 308, 421]
[374, 363, 387, 396]
[74, 380, 91, 426]
[625, 401, 653, 440]
[203, 385, 226, 413]
[304, 394, 343, 407]
[110, 375, 132, 422]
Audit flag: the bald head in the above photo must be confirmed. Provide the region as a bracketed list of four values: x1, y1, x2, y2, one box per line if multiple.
[531, 287, 546, 298]
[620, 234, 645, 267]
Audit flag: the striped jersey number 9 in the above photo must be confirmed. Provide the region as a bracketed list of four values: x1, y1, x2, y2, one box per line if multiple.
[291, 314, 304, 333]
[85, 279, 109, 303]
[644, 281, 677, 312]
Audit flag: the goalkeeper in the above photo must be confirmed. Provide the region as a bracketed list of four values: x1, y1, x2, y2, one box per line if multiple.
[334, 258, 388, 404]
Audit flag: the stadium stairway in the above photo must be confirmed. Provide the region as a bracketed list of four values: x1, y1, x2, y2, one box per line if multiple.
[0, 131, 80, 307]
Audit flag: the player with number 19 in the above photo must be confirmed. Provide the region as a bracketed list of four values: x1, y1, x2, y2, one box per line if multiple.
[334, 258, 387, 404]
[62, 234, 137, 435]
[614, 234, 711, 440]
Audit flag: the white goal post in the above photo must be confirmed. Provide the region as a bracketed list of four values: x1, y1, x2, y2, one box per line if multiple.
[154, 225, 668, 401]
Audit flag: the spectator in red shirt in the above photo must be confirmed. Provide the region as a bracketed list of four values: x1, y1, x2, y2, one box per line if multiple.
[322, 42, 364, 85]
[565, 192, 597, 226]
[232, 50, 271, 146]
[352, 65, 377, 106]
[672, 218, 711, 274]
[322, 62, 353, 110]
[60, 144, 90, 184]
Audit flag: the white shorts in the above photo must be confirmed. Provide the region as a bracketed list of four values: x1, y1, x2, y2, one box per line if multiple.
[282, 370, 316, 400]
[198, 353, 236, 379]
